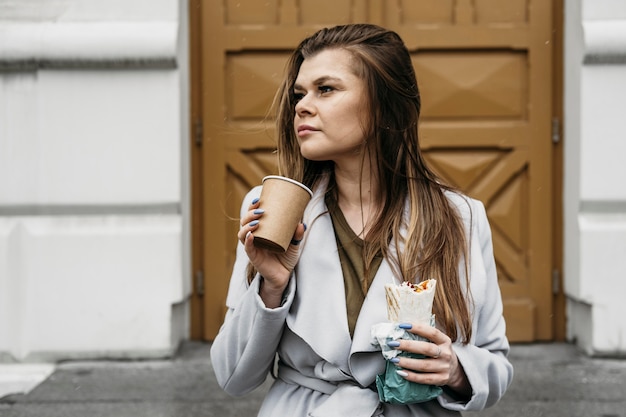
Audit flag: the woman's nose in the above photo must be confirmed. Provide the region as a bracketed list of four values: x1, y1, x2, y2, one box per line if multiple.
[295, 94, 314, 116]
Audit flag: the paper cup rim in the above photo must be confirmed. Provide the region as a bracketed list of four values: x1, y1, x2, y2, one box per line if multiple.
[262, 175, 313, 197]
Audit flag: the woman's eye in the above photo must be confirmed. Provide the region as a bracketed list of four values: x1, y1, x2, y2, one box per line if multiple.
[318, 85, 334, 94]
[293, 92, 304, 103]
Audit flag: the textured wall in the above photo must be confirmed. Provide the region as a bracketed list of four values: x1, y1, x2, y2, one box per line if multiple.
[564, 0, 626, 355]
[0, 0, 190, 361]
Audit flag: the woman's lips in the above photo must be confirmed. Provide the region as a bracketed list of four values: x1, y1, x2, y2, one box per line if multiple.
[297, 125, 317, 137]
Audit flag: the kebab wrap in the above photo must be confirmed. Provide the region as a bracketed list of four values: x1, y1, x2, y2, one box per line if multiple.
[371, 279, 443, 404]
[385, 279, 437, 324]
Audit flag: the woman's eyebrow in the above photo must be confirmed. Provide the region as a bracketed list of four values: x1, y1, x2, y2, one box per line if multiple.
[294, 76, 342, 90]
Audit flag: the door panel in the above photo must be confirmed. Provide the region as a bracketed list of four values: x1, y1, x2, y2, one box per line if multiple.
[391, 0, 554, 342]
[196, 0, 555, 342]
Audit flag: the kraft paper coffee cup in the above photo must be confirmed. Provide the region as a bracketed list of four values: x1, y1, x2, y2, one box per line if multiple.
[253, 175, 313, 252]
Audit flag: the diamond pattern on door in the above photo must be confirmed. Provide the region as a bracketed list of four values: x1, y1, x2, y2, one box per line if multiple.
[227, 54, 287, 120]
[425, 150, 501, 190]
[414, 52, 526, 119]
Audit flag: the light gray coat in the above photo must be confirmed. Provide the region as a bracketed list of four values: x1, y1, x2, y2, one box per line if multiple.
[211, 182, 513, 417]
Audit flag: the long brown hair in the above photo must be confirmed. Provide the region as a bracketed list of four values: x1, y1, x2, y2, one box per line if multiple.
[274, 24, 472, 343]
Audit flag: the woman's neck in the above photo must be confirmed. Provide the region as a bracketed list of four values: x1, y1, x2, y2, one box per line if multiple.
[333, 160, 379, 238]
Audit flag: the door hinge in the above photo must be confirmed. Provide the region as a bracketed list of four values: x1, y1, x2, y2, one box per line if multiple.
[195, 269, 205, 296]
[551, 117, 561, 144]
[194, 119, 203, 148]
[552, 268, 561, 294]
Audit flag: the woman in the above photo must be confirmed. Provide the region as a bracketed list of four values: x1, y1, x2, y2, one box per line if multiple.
[211, 23, 513, 416]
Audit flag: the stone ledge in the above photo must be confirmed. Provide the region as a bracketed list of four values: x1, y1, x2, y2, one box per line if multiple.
[0, 21, 178, 70]
[0, 364, 55, 398]
[584, 20, 626, 64]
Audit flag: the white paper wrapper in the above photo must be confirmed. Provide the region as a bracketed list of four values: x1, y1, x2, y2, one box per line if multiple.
[371, 279, 438, 358]
[384, 279, 437, 324]
[371, 322, 405, 359]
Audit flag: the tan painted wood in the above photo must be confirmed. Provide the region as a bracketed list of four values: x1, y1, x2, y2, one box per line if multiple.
[191, 0, 559, 342]
[552, 0, 566, 341]
[188, 0, 204, 339]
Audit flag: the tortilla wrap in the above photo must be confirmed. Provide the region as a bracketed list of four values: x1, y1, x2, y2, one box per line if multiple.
[384, 279, 437, 324]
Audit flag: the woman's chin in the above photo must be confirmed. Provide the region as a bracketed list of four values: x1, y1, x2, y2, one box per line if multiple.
[298, 149, 326, 162]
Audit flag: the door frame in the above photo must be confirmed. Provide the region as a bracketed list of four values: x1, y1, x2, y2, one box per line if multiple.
[187, 0, 566, 341]
[552, 0, 566, 341]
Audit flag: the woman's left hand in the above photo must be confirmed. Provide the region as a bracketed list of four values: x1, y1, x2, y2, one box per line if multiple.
[390, 322, 471, 398]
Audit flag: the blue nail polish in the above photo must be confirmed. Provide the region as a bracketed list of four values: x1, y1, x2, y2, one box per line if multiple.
[387, 340, 400, 348]
[303, 223, 308, 231]
[390, 357, 400, 363]
[249, 220, 259, 226]
[253, 209, 265, 214]
[251, 197, 260, 205]
[398, 323, 412, 330]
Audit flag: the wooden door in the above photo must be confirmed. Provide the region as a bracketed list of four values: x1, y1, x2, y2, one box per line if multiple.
[193, 0, 557, 342]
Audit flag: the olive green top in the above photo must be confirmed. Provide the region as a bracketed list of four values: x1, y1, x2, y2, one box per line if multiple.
[327, 197, 383, 337]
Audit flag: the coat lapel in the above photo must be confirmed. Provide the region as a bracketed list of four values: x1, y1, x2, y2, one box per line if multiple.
[286, 185, 353, 369]
[285, 179, 404, 380]
[351, 259, 397, 353]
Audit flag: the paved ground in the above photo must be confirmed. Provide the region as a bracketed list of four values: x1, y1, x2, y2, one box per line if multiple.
[1, 341, 625, 417]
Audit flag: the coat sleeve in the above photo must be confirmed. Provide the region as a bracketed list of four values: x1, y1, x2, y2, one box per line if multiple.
[209, 188, 296, 396]
[437, 199, 514, 411]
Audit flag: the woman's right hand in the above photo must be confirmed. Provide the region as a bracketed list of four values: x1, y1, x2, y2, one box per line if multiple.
[238, 197, 306, 308]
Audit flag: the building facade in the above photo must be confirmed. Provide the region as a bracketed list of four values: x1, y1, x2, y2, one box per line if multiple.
[563, 0, 626, 356]
[0, 0, 625, 361]
[0, 0, 191, 361]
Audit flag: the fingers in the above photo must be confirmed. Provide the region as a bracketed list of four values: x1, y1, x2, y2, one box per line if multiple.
[238, 195, 307, 268]
[387, 325, 456, 387]
[243, 230, 254, 248]
[388, 339, 444, 361]
[238, 219, 260, 245]
[433, 345, 442, 359]
[388, 343, 450, 387]
[395, 361, 447, 387]
[238, 198, 263, 244]
[241, 199, 263, 227]
[400, 322, 448, 345]
[289, 223, 307, 247]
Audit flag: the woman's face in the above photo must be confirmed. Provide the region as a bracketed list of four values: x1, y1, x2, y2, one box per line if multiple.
[293, 48, 369, 166]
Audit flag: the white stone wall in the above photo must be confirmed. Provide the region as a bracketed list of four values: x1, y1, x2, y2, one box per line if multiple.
[0, 0, 190, 361]
[564, 0, 626, 355]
